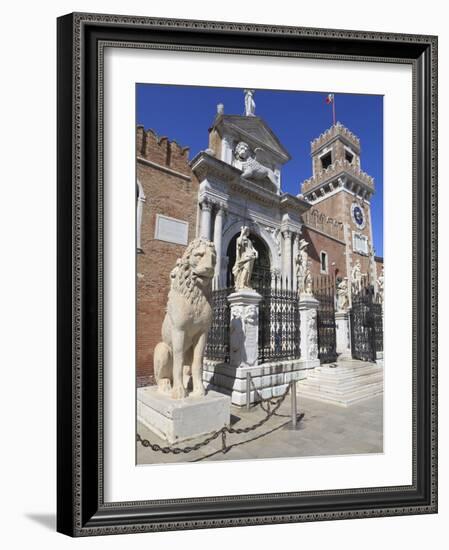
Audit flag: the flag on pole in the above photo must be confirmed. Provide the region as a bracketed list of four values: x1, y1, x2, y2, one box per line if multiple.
[325, 93, 336, 125]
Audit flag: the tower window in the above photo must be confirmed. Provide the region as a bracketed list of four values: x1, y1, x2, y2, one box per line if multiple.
[320, 251, 328, 273]
[345, 150, 354, 163]
[320, 152, 332, 170]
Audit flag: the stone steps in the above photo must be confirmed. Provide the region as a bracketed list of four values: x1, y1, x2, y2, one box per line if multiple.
[298, 361, 383, 407]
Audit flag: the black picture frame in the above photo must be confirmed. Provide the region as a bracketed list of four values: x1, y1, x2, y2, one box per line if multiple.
[57, 12, 438, 536]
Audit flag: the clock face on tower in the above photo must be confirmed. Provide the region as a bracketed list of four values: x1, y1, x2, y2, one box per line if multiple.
[351, 202, 366, 229]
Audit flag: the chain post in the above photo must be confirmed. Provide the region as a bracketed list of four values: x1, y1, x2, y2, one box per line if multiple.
[291, 379, 297, 428]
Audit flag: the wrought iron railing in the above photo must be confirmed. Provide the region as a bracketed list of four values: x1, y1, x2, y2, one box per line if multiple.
[257, 275, 301, 364]
[205, 287, 232, 363]
[350, 285, 383, 362]
[312, 274, 338, 364]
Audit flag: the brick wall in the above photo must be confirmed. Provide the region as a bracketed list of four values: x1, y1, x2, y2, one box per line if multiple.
[302, 226, 346, 278]
[136, 127, 199, 384]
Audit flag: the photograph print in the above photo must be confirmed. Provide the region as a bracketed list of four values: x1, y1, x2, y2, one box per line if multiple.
[135, 85, 384, 465]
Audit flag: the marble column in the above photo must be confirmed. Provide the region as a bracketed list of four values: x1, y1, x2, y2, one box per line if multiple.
[228, 290, 262, 367]
[213, 204, 225, 285]
[199, 199, 212, 240]
[298, 295, 320, 369]
[282, 230, 292, 288]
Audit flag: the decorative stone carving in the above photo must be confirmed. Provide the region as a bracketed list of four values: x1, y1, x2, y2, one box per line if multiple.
[307, 309, 318, 360]
[153, 238, 217, 399]
[295, 238, 313, 297]
[264, 225, 281, 256]
[228, 290, 262, 367]
[234, 141, 279, 189]
[298, 295, 320, 365]
[336, 277, 349, 311]
[244, 89, 256, 116]
[232, 226, 258, 290]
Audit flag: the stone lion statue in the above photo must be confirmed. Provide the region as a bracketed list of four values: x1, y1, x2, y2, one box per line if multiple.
[153, 238, 217, 399]
[234, 141, 279, 190]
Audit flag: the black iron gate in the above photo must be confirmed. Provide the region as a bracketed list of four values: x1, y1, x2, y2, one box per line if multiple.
[313, 275, 337, 364]
[205, 287, 232, 363]
[256, 272, 301, 364]
[350, 286, 383, 362]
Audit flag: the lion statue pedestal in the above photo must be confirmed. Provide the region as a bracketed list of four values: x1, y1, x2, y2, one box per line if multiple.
[137, 386, 231, 445]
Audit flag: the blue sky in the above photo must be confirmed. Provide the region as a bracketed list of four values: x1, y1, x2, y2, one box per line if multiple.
[136, 85, 383, 257]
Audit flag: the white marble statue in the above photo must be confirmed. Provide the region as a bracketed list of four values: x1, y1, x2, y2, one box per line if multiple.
[351, 260, 363, 295]
[295, 238, 313, 296]
[336, 277, 349, 311]
[232, 226, 258, 290]
[377, 266, 384, 305]
[234, 141, 279, 189]
[244, 89, 256, 116]
[153, 238, 216, 399]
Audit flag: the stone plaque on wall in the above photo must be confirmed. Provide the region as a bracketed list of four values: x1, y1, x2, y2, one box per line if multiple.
[155, 214, 189, 246]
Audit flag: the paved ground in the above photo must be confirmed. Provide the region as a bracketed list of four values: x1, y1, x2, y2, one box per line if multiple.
[137, 392, 383, 465]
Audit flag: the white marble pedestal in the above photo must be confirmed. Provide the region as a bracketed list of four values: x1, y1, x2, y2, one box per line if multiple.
[298, 294, 320, 369]
[137, 386, 231, 444]
[228, 289, 262, 367]
[335, 310, 352, 361]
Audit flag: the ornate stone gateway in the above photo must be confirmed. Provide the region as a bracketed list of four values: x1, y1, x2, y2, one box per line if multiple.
[313, 275, 338, 364]
[206, 230, 301, 365]
[350, 286, 383, 362]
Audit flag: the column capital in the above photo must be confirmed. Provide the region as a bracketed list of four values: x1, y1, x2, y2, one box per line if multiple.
[200, 197, 213, 212]
[216, 202, 228, 216]
[282, 229, 292, 240]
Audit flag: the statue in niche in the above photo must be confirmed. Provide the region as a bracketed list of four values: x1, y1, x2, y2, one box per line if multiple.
[244, 89, 256, 116]
[295, 238, 313, 296]
[232, 226, 258, 290]
[234, 141, 279, 190]
[336, 277, 349, 311]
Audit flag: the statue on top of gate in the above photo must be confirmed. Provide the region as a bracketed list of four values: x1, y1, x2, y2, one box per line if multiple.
[295, 238, 313, 297]
[336, 277, 349, 311]
[376, 266, 384, 306]
[351, 260, 363, 295]
[232, 226, 259, 290]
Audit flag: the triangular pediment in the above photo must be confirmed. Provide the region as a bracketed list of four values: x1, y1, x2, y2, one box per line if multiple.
[214, 115, 291, 164]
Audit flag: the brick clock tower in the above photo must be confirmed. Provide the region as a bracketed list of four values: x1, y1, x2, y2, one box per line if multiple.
[300, 122, 379, 290]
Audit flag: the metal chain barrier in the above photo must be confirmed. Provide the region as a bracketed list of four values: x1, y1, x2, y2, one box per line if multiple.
[249, 376, 294, 418]
[136, 381, 293, 455]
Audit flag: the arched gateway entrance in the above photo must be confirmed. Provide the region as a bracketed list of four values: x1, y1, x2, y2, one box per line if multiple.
[206, 231, 301, 365]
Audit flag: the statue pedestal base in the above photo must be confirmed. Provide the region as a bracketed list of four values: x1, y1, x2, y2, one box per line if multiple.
[227, 289, 262, 368]
[203, 359, 314, 406]
[335, 310, 351, 358]
[137, 386, 231, 444]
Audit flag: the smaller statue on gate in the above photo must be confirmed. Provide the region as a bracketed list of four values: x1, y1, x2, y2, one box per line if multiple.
[232, 226, 259, 290]
[377, 266, 384, 306]
[351, 260, 363, 295]
[295, 238, 313, 297]
[336, 277, 349, 311]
